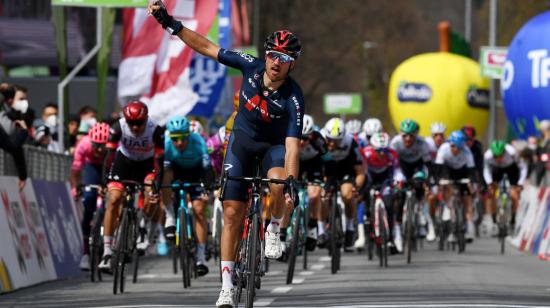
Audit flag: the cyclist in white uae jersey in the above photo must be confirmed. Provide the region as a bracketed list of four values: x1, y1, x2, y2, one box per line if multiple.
[434, 130, 477, 242]
[482, 140, 527, 234]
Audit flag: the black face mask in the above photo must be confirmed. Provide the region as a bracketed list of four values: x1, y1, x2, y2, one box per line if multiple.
[4, 104, 24, 121]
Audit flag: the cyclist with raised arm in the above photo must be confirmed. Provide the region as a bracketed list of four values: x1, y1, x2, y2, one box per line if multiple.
[482, 141, 527, 233]
[434, 130, 477, 242]
[148, 3, 304, 306]
[357, 132, 404, 249]
[298, 114, 328, 250]
[321, 118, 366, 251]
[390, 119, 432, 252]
[98, 101, 165, 272]
[70, 122, 110, 271]
[161, 115, 211, 276]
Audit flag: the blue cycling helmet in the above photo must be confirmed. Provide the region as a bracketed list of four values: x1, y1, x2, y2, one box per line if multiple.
[449, 130, 466, 148]
[166, 115, 190, 135]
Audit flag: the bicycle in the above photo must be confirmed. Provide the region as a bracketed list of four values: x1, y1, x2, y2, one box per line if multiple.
[79, 184, 105, 283]
[219, 157, 287, 308]
[437, 178, 470, 254]
[496, 174, 511, 254]
[326, 181, 345, 274]
[111, 180, 151, 295]
[162, 180, 204, 288]
[402, 179, 425, 264]
[367, 182, 391, 268]
[286, 180, 315, 284]
[211, 187, 224, 279]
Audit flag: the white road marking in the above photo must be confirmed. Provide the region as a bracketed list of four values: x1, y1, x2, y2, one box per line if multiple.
[298, 271, 314, 276]
[292, 277, 305, 284]
[319, 256, 331, 262]
[330, 305, 550, 308]
[311, 263, 325, 270]
[254, 298, 275, 306]
[271, 286, 292, 294]
[265, 270, 282, 276]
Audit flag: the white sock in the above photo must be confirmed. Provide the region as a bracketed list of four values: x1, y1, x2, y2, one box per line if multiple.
[157, 223, 166, 243]
[164, 203, 175, 227]
[318, 221, 326, 235]
[196, 243, 206, 264]
[267, 216, 283, 233]
[103, 236, 113, 256]
[220, 261, 234, 289]
[346, 218, 355, 231]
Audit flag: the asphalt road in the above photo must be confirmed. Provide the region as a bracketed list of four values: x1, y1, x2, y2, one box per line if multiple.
[1, 238, 550, 308]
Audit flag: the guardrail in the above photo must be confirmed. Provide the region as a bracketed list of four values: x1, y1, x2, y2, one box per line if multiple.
[0, 145, 72, 181]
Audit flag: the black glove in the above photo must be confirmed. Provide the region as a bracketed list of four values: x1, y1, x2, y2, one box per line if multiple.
[151, 1, 183, 35]
[284, 176, 300, 208]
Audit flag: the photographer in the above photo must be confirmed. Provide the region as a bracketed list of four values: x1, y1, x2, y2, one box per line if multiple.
[0, 83, 29, 190]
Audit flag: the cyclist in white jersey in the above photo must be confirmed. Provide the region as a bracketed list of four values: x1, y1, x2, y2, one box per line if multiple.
[425, 122, 446, 241]
[434, 130, 477, 242]
[390, 119, 432, 252]
[99, 101, 165, 271]
[321, 118, 366, 251]
[482, 140, 527, 233]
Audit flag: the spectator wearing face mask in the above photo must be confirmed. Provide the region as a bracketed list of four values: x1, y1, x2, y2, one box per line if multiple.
[76, 105, 97, 143]
[13, 85, 36, 139]
[0, 82, 29, 190]
[68, 114, 80, 153]
[33, 124, 62, 153]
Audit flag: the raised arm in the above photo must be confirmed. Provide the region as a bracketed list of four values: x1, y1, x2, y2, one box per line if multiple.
[148, 1, 220, 60]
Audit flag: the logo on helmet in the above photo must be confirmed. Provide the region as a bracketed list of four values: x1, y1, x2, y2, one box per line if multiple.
[397, 82, 432, 102]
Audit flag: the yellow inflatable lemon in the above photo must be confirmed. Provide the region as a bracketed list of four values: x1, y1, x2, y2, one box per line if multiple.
[389, 52, 490, 137]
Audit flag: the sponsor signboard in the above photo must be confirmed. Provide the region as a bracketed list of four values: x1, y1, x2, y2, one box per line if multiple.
[479, 46, 508, 79]
[323, 93, 362, 115]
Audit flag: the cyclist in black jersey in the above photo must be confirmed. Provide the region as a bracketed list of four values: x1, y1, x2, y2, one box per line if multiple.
[149, 3, 304, 307]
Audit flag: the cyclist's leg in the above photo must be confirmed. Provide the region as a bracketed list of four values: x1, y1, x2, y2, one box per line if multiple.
[264, 144, 287, 259]
[507, 164, 521, 226]
[81, 163, 101, 255]
[160, 166, 176, 240]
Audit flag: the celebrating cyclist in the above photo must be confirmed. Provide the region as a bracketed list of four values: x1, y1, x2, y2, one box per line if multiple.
[161, 115, 211, 276]
[482, 140, 527, 233]
[434, 130, 477, 242]
[321, 118, 366, 252]
[148, 3, 304, 306]
[390, 119, 432, 252]
[99, 101, 165, 272]
[70, 122, 110, 271]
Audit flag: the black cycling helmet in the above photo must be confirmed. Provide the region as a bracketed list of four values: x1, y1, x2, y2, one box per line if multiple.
[264, 30, 302, 59]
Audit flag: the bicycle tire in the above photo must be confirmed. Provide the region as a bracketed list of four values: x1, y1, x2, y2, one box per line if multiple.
[131, 224, 140, 284]
[378, 206, 388, 268]
[286, 206, 302, 284]
[234, 235, 246, 304]
[113, 208, 129, 294]
[246, 213, 260, 307]
[367, 200, 375, 261]
[172, 241, 178, 274]
[214, 208, 223, 263]
[89, 209, 103, 282]
[302, 205, 309, 271]
[330, 192, 340, 274]
[404, 196, 414, 264]
[499, 204, 507, 255]
[180, 209, 190, 288]
[454, 199, 466, 253]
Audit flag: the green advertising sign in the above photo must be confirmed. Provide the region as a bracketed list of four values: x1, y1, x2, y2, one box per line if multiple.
[52, 0, 148, 7]
[323, 93, 362, 115]
[479, 46, 508, 79]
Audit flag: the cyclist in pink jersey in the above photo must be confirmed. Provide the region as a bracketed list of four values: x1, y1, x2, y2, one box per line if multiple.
[70, 122, 110, 271]
[206, 126, 226, 177]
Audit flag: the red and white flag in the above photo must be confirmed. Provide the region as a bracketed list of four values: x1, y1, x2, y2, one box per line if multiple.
[118, 0, 218, 125]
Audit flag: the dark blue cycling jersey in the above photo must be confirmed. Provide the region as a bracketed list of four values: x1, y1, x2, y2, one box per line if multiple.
[218, 48, 305, 144]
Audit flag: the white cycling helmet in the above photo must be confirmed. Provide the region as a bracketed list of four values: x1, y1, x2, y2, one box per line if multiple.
[323, 118, 346, 140]
[302, 114, 315, 136]
[218, 125, 226, 141]
[362, 118, 383, 136]
[430, 122, 447, 135]
[190, 120, 204, 135]
[370, 132, 390, 150]
[345, 119, 362, 135]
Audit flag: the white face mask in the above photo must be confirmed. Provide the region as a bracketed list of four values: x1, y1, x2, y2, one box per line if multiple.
[86, 117, 97, 127]
[13, 99, 29, 114]
[45, 114, 57, 128]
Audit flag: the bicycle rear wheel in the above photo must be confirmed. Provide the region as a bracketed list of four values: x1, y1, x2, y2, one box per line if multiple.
[89, 209, 104, 282]
[246, 212, 260, 307]
[286, 206, 302, 284]
[131, 221, 140, 284]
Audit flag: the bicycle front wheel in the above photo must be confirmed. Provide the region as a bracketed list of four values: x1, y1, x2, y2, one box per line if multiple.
[113, 208, 130, 294]
[180, 209, 190, 288]
[330, 193, 342, 274]
[246, 213, 260, 307]
[89, 209, 104, 283]
[404, 197, 415, 264]
[286, 206, 302, 284]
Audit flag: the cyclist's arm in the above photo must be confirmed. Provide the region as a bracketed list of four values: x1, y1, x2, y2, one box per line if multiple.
[354, 164, 366, 190]
[518, 160, 528, 186]
[71, 139, 87, 189]
[102, 121, 121, 186]
[482, 151, 493, 184]
[153, 126, 165, 191]
[284, 90, 305, 178]
[175, 27, 220, 61]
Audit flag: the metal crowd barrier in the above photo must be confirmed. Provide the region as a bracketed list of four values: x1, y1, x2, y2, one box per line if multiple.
[0, 145, 72, 181]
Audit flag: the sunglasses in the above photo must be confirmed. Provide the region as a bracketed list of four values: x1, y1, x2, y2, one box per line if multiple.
[127, 120, 145, 127]
[267, 51, 294, 63]
[403, 133, 415, 139]
[170, 133, 189, 142]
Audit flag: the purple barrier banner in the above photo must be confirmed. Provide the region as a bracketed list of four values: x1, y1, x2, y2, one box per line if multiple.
[32, 179, 82, 279]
